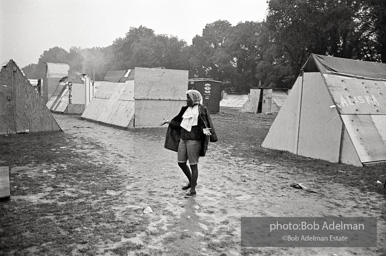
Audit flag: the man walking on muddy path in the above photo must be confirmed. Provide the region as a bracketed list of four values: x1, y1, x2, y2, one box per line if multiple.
[162, 90, 217, 198]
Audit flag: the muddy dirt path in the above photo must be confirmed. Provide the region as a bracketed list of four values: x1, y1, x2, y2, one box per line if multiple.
[1, 113, 385, 256]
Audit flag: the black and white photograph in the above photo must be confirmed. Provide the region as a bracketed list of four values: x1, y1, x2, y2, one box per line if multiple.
[1, 0, 386, 255]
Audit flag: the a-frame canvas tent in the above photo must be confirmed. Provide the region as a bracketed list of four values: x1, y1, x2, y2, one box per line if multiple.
[0, 60, 61, 135]
[262, 54, 386, 166]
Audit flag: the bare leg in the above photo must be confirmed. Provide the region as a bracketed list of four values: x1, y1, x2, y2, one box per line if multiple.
[178, 162, 191, 185]
[190, 164, 198, 193]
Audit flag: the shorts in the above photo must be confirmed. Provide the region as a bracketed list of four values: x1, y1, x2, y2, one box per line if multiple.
[178, 139, 202, 165]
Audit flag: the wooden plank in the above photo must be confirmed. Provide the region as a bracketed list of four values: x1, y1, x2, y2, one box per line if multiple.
[342, 115, 386, 163]
[46, 78, 61, 101]
[94, 82, 121, 99]
[240, 89, 260, 113]
[134, 68, 188, 100]
[272, 90, 289, 109]
[261, 89, 273, 113]
[0, 166, 10, 200]
[373, 115, 386, 143]
[49, 86, 68, 111]
[119, 80, 134, 101]
[0, 74, 16, 134]
[340, 128, 362, 166]
[81, 98, 106, 121]
[70, 83, 86, 104]
[135, 99, 185, 128]
[97, 84, 126, 123]
[47, 84, 66, 110]
[81, 82, 135, 127]
[220, 94, 248, 108]
[297, 73, 342, 162]
[67, 104, 85, 114]
[324, 75, 386, 114]
[4, 61, 62, 133]
[107, 100, 135, 128]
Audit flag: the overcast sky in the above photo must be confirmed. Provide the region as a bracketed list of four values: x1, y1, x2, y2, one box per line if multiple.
[1, 0, 269, 68]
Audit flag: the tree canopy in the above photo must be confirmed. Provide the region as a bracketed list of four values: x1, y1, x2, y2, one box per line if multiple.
[23, 0, 386, 92]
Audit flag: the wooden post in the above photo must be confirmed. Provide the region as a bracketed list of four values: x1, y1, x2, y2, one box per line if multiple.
[0, 166, 10, 201]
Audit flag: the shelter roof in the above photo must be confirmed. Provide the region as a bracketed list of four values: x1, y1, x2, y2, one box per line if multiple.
[189, 78, 222, 83]
[302, 54, 386, 80]
[46, 63, 70, 78]
[103, 69, 134, 82]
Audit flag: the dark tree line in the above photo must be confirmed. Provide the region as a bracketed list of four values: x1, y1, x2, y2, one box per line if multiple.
[23, 0, 386, 92]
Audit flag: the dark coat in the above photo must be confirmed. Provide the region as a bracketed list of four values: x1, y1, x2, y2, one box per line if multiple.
[164, 105, 218, 156]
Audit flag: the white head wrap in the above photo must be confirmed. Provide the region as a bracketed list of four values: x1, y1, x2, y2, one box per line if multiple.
[180, 90, 203, 132]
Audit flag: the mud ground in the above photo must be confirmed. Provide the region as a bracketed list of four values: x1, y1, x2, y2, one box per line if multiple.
[0, 110, 385, 256]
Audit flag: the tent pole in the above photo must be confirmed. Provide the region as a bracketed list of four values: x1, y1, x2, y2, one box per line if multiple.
[296, 69, 305, 154]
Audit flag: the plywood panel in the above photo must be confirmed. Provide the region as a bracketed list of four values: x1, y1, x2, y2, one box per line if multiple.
[4, 61, 62, 133]
[134, 68, 188, 100]
[0, 80, 15, 134]
[261, 89, 273, 113]
[67, 104, 85, 114]
[53, 100, 68, 113]
[82, 98, 106, 121]
[272, 90, 288, 108]
[107, 101, 135, 128]
[119, 80, 134, 101]
[82, 82, 120, 121]
[70, 83, 85, 104]
[97, 84, 126, 123]
[220, 94, 249, 108]
[342, 115, 386, 163]
[81, 82, 135, 128]
[324, 75, 386, 114]
[46, 82, 65, 108]
[297, 73, 342, 162]
[373, 115, 386, 143]
[94, 82, 120, 99]
[50, 88, 68, 112]
[240, 89, 260, 113]
[47, 78, 61, 101]
[261, 76, 302, 153]
[340, 128, 362, 166]
[135, 100, 185, 128]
